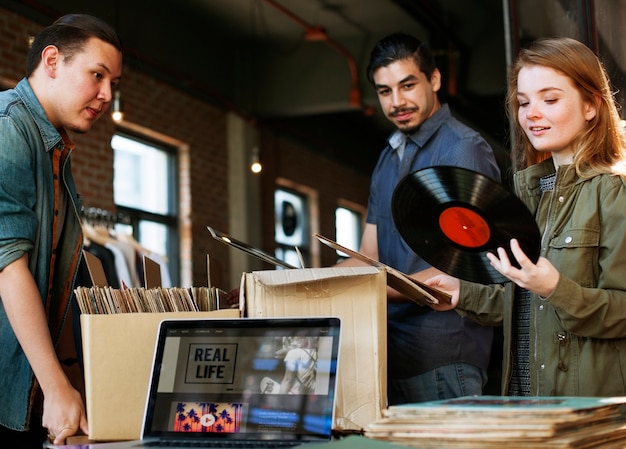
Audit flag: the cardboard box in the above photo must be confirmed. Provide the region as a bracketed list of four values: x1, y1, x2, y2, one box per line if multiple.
[81, 309, 240, 441]
[243, 266, 387, 432]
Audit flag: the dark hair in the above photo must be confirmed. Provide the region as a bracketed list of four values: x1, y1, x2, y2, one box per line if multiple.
[26, 13, 122, 77]
[506, 37, 626, 176]
[366, 33, 437, 84]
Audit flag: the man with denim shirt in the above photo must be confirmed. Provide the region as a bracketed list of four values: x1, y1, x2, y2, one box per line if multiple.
[339, 33, 500, 404]
[0, 14, 122, 446]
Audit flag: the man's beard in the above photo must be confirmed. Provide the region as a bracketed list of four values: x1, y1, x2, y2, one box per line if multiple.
[391, 108, 420, 135]
[399, 124, 420, 135]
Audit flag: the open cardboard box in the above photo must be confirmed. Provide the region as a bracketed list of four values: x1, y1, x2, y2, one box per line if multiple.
[243, 265, 387, 432]
[81, 309, 241, 441]
[79, 252, 242, 441]
[81, 255, 387, 439]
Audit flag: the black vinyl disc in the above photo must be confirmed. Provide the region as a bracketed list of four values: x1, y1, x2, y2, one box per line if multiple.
[391, 166, 541, 284]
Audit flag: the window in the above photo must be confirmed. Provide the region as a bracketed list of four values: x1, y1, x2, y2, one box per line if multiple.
[112, 133, 179, 285]
[335, 207, 362, 259]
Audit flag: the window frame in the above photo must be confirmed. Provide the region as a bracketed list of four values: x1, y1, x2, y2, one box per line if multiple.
[112, 132, 180, 285]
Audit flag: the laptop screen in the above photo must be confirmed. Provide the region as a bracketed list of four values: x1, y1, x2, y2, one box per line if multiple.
[142, 317, 341, 443]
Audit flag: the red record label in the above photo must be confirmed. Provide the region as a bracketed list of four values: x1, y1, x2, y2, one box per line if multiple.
[439, 207, 490, 248]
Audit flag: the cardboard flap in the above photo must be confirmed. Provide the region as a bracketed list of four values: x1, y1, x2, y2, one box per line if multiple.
[249, 266, 379, 286]
[82, 250, 109, 287]
[143, 255, 162, 288]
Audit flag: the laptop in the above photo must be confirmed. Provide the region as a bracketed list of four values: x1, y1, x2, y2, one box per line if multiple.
[71, 317, 341, 449]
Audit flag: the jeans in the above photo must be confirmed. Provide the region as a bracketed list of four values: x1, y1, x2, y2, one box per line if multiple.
[0, 423, 47, 449]
[388, 362, 487, 405]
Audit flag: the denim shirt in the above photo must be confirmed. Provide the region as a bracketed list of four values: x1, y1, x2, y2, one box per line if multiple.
[367, 104, 501, 378]
[0, 78, 83, 430]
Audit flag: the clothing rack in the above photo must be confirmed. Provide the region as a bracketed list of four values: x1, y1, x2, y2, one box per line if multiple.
[79, 207, 171, 288]
[81, 206, 131, 227]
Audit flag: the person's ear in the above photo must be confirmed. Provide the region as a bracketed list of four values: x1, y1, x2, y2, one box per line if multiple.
[430, 68, 442, 93]
[40, 45, 60, 78]
[584, 95, 599, 122]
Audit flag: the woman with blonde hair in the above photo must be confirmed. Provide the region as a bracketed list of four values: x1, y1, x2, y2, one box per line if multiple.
[426, 37, 626, 397]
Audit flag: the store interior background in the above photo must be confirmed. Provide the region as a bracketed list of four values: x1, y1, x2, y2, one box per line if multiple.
[0, 0, 624, 393]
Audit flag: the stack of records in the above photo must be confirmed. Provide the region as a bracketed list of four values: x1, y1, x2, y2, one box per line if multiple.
[365, 396, 626, 448]
[74, 285, 229, 314]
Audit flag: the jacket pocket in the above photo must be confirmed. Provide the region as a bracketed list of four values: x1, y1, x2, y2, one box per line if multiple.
[549, 228, 599, 248]
[548, 228, 599, 287]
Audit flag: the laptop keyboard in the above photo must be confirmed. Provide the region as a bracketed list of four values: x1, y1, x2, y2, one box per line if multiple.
[145, 440, 307, 448]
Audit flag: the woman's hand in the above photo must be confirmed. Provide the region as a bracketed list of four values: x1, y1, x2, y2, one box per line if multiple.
[487, 238, 559, 297]
[424, 274, 460, 311]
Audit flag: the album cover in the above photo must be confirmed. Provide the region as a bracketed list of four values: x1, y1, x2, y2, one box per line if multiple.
[315, 233, 451, 307]
[207, 226, 297, 269]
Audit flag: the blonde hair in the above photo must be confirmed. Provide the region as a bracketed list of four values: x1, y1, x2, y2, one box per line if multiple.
[506, 37, 626, 176]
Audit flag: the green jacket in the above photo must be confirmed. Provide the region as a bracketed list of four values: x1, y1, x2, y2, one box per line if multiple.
[458, 158, 626, 396]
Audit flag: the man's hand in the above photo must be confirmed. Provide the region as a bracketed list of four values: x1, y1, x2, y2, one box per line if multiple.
[42, 383, 88, 445]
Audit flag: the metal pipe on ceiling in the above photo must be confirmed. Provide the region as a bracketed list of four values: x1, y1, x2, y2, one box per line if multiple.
[261, 0, 365, 111]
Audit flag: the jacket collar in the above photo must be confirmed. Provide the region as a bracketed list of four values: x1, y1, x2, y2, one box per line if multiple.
[14, 78, 63, 152]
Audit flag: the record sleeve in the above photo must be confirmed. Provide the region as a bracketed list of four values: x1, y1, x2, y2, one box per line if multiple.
[315, 233, 451, 306]
[207, 226, 297, 269]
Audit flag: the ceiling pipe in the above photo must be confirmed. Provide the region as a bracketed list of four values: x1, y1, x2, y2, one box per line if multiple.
[15, 0, 255, 124]
[261, 0, 369, 113]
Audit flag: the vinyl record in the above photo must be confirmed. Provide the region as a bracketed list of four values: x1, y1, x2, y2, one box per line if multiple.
[391, 166, 541, 284]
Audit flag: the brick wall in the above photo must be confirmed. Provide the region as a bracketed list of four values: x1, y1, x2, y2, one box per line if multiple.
[0, 6, 371, 288]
